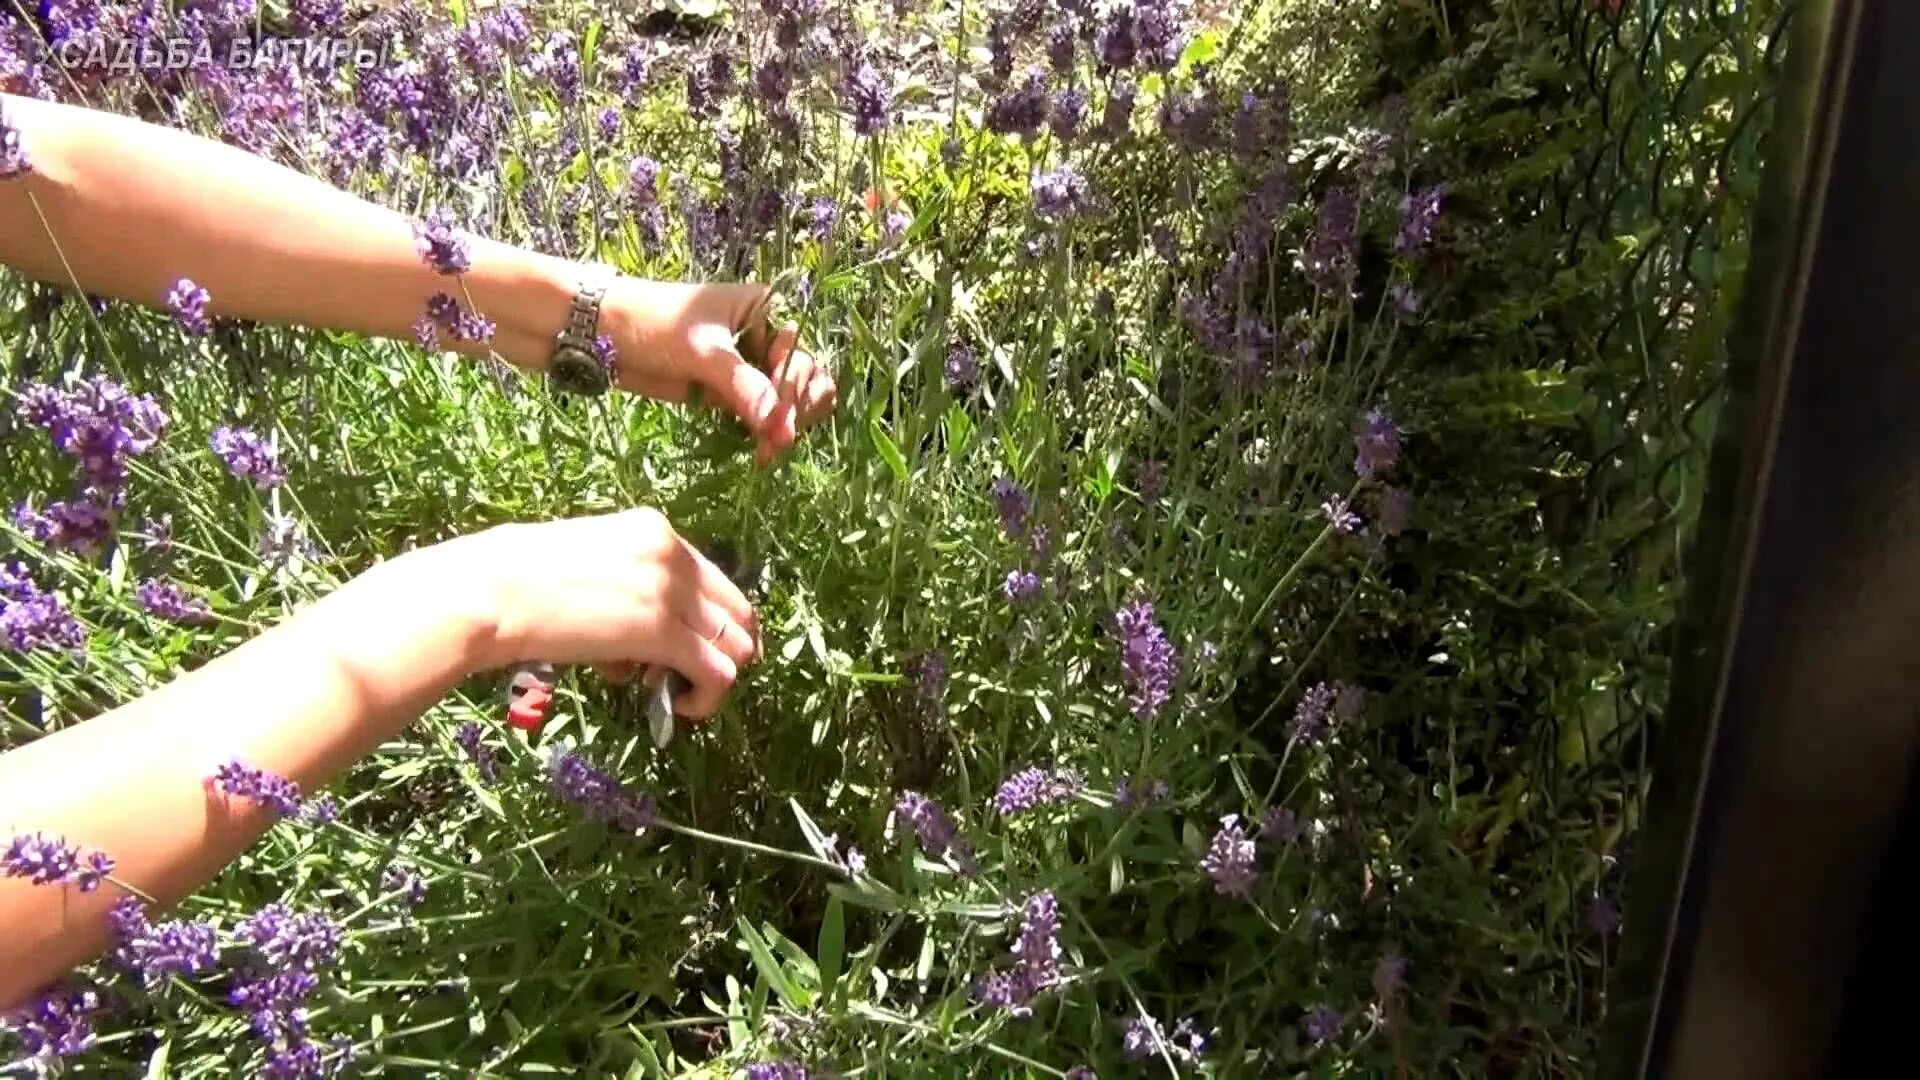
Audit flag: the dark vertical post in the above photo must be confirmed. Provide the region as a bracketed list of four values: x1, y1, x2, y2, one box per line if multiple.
[1605, 1, 1920, 1078]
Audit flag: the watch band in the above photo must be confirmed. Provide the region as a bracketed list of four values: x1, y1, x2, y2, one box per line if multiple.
[547, 264, 618, 396]
[562, 265, 615, 347]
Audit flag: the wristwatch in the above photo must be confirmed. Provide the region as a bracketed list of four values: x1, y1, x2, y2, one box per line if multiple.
[547, 265, 618, 396]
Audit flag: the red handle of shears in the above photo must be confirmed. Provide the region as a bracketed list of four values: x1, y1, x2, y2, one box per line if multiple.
[504, 660, 558, 734]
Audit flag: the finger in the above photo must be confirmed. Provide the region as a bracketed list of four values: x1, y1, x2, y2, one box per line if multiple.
[723, 283, 778, 365]
[653, 627, 739, 720]
[678, 595, 757, 670]
[799, 370, 837, 428]
[670, 536, 757, 635]
[765, 324, 804, 386]
[755, 401, 799, 465]
[695, 330, 782, 443]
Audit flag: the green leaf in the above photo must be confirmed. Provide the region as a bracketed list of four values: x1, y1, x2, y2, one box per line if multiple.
[738, 919, 808, 1009]
[143, 1039, 171, 1080]
[818, 895, 845, 1000]
[869, 418, 910, 484]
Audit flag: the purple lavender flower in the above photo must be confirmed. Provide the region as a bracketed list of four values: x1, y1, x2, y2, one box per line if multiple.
[108, 896, 221, 987]
[1100, 79, 1138, 140]
[842, 53, 889, 136]
[1050, 87, 1088, 140]
[1123, 1013, 1204, 1062]
[909, 650, 948, 708]
[754, 57, 791, 108]
[1378, 486, 1412, 537]
[1201, 814, 1258, 897]
[629, 155, 660, 208]
[381, 864, 429, 909]
[1003, 569, 1042, 603]
[976, 890, 1066, 1014]
[994, 765, 1082, 815]
[745, 1064, 812, 1080]
[0, 576, 85, 655]
[1136, 0, 1187, 70]
[211, 425, 286, 489]
[210, 760, 305, 818]
[1066, 1069, 1095, 1080]
[1397, 184, 1444, 256]
[1031, 164, 1091, 221]
[412, 208, 471, 275]
[548, 745, 657, 833]
[302, 796, 338, 825]
[1335, 683, 1367, 722]
[1114, 775, 1170, 807]
[1115, 598, 1179, 719]
[3, 833, 80, 886]
[616, 43, 652, 102]
[1159, 87, 1216, 149]
[15, 375, 169, 492]
[13, 496, 113, 556]
[74, 849, 113, 892]
[987, 69, 1049, 137]
[1374, 951, 1408, 1001]
[166, 278, 213, 336]
[1289, 682, 1338, 743]
[1012, 889, 1062, 986]
[454, 721, 499, 782]
[1321, 495, 1361, 534]
[1046, 22, 1077, 72]
[0, 983, 101, 1070]
[893, 790, 978, 877]
[239, 904, 341, 972]
[805, 196, 839, 243]
[1389, 283, 1422, 321]
[1303, 1005, 1344, 1044]
[0, 101, 31, 180]
[138, 579, 210, 623]
[1305, 186, 1360, 295]
[944, 343, 979, 391]
[1354, 408, 1402, 478]
[990, 476, 1033, 538]
[1260, 805, 1300, 844]
[1096, 10, 1137, 69]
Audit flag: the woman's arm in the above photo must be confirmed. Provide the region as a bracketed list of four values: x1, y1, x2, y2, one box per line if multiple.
[0, 91, 575, 371]
[0, 509, 760, 1011]
[0, 92, 837, 462]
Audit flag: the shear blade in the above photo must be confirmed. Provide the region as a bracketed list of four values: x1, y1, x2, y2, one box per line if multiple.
[648, 677, 676, 748]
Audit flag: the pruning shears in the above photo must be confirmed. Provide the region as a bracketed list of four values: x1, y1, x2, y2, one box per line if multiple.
[501, 540, 759, 749]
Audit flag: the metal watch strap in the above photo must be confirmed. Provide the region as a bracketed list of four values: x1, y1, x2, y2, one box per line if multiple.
[564, 269, 612, 346]
[546, 265, 618, 396]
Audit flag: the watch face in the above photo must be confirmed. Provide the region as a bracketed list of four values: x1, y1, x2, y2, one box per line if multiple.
[550, 345, 610, 396]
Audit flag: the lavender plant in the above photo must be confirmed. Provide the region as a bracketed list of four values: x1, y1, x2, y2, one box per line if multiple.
[0, 0, 1665, 1076]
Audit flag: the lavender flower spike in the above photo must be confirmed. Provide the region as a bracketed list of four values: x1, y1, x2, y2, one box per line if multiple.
[1200, 814, 1258, 897]
[210, 760, 305, 818]
[166, 278, 213, 336]
[211, 425, 287, 489]
[412, 208, 471, 275]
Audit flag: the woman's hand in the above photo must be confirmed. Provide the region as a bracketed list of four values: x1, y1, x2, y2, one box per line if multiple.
[408, 508, 761, 719]
[598, 279, 837, 466]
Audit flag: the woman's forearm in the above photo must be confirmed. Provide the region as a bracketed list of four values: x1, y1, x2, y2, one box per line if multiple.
[0, 552, 492, 1011]
[0, 92, 575, 370]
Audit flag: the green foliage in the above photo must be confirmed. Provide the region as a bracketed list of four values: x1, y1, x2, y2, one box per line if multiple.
[0, 0, 1790, 1078]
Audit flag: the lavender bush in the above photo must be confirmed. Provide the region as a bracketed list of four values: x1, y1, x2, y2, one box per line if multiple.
[0, 0, 1765, 1075]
